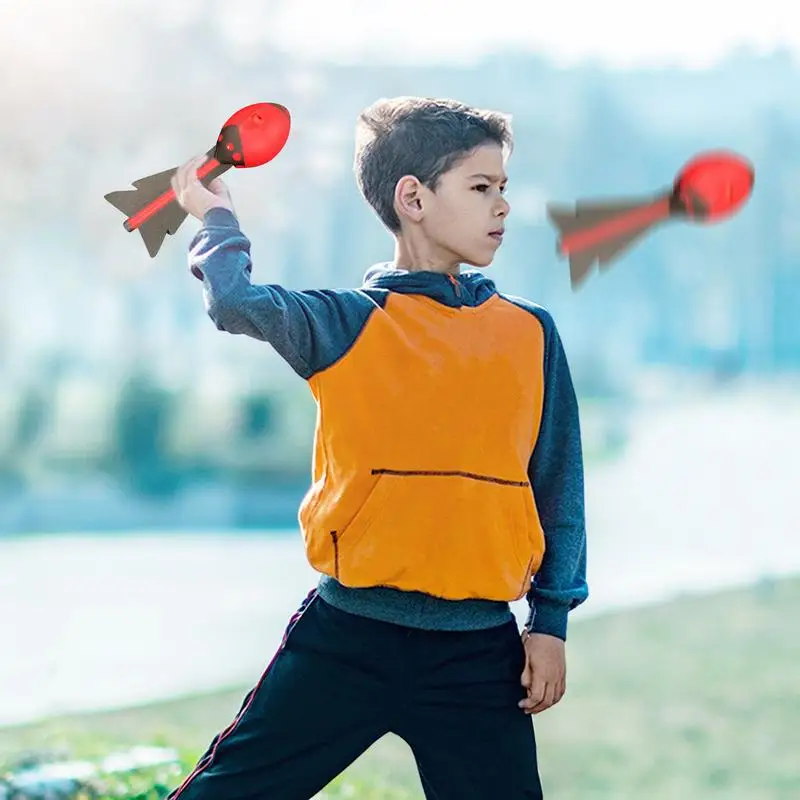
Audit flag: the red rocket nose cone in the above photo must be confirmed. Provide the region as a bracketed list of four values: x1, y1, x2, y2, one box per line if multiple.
[216, 102, 292, 169]
[268, 103, 290, 120]
[675, 150, 754, 222]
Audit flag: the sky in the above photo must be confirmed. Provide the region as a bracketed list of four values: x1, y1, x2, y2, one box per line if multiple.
[2, 0, 798, 72]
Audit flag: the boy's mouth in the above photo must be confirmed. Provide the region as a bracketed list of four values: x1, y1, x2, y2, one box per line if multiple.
[489, 230, 504, 244]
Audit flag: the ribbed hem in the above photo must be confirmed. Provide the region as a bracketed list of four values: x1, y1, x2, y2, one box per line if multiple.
[316, 575, 514, 632]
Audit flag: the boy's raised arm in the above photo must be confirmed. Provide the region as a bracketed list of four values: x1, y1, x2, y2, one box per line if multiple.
[188, 207, 371, 380]
[525, 312, 589, 641]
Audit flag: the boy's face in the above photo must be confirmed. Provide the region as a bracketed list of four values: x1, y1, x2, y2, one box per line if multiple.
[397, 143, 510, 269]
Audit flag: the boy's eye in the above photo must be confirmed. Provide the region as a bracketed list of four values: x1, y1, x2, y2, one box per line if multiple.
[473, 183, 508, 194]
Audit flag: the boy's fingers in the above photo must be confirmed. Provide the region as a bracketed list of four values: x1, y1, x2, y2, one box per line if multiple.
[518, 676, 546, 711]
[528, 684, 546, 707]
[175, 162, 189, 190]
[189, 154, 206, 182]
[176, 155, 201, 187]
[529, 682, 556, 715]
[185, 158, 199, 184]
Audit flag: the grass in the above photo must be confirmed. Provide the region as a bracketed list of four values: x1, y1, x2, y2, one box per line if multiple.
[2, 576, 799, 798]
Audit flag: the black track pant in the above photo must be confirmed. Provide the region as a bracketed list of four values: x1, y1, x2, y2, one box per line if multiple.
[168, 590, 543, 799]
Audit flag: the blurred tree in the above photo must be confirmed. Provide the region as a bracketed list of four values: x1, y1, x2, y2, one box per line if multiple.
[239, 393, 275, 439]
[10, 382, 50, 457]
[111, 371, 181, 498]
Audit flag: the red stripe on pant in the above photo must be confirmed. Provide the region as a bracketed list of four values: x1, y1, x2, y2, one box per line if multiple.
[168, 587, 319, 799]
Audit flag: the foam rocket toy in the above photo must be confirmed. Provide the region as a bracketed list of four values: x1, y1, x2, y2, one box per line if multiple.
[547, 150, 755, 289]
[105, 102, 291, 257]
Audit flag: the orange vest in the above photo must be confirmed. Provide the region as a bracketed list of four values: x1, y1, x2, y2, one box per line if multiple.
[297, 291, 546, 602]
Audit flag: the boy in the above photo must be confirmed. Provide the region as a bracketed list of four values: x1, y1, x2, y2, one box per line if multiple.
[167, 96, 588, 800]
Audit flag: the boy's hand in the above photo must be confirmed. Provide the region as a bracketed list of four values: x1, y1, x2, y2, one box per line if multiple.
[519, 630, 566, 715]
[171, 154, 236, 221]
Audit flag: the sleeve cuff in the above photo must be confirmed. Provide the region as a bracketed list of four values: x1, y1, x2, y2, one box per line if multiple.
[203, 207, 240, 228]
[526, 598, 569, 641]
[190, 208, 241, 281]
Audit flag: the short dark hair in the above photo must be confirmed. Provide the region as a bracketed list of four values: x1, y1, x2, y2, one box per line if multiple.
[353, 96, 514, 234]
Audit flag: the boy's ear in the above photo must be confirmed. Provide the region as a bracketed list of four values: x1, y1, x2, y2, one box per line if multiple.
[394, 175, 424, 223]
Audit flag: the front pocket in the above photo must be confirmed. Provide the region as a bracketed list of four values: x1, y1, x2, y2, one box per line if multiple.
[330, 531, 340, 579]
[371, 468, 530, 487]
[334, 472, 393, 551]
[331, 468, 543, 601]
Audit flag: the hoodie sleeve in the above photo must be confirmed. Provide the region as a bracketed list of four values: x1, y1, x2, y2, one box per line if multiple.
[188, 208, 375, 379]
[524, 309, 588, 641]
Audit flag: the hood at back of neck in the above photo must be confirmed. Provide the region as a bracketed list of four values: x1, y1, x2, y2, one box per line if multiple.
[361, 262, 498, 308]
